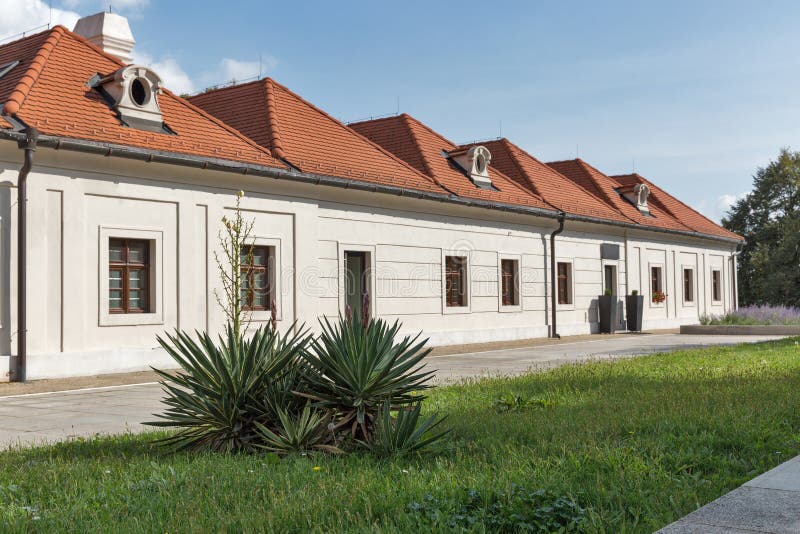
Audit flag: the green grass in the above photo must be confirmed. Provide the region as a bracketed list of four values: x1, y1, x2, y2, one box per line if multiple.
[2, 338, 799, 532]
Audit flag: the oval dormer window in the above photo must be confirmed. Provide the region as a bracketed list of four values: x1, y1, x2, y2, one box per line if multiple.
[131, 77, 149, 107]
[475, 152, 487, 175]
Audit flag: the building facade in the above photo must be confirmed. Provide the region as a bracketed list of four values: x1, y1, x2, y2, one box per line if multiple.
[0, 15, 741, 381]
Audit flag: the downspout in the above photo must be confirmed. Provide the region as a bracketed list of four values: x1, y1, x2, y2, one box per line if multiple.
[731, 241, 744, 310]
[14, 127, 38, 382]
[549, 214, 566, 339]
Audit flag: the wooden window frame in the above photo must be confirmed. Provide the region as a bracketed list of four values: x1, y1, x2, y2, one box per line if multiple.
[711, 269, 722, 303]
[500, 258, 519, 307]
[240, 245, 273, 312]
[650, 264, 665, 306]
[557, 261, 573, 305]
[108, 238, 150, 314]
[444, 255, 468, 308]
[683, 267, 695, 304]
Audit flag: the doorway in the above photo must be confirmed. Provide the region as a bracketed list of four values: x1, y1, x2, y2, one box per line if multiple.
[344, 251, 370, 319]
[603, 264, 617, 295]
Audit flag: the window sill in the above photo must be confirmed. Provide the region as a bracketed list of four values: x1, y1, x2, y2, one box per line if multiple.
[499, 304, 522, 313]
[99, 313, 164, 327]
[443, 305, 471, 315]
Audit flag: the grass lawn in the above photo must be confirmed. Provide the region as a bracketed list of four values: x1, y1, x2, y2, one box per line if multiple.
[2, 338, 799, 532]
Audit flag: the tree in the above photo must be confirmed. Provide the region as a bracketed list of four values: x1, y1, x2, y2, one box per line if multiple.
[723, 149, 800, 307]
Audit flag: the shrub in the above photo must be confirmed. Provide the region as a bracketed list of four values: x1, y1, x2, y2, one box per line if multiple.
[703, 305, 800, 326]
[147, 324, 310, 453]
[302, 316, 435, 442]
[364, 401, 449, 457]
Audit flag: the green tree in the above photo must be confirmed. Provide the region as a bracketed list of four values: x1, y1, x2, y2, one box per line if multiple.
[723, 149, 800, 306]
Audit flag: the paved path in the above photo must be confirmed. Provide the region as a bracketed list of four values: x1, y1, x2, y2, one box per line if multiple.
[657, 455, 800, 533]
[0, 333, 786, 449]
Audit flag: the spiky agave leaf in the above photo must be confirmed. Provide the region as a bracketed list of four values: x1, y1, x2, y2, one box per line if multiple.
[254, 403, 342, 455]
[302, 315, 435, 440]
[364, 401, 450, 457]
[146, 322, 311, 452]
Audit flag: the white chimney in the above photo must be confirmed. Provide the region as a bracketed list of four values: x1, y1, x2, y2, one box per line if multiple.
[73, 12, 135, 64]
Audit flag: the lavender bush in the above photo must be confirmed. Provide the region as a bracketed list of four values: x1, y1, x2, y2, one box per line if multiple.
[700, 305, 800, 326]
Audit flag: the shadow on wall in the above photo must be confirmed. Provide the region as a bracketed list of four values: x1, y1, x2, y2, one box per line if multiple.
[0, 184, 10, 356]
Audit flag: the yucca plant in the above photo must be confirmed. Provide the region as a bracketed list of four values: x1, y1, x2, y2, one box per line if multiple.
[254, 404, 342, 455]
[146, 323, 310, 452]
[365, 401, 450, 457]
[302, 315, 435, 441]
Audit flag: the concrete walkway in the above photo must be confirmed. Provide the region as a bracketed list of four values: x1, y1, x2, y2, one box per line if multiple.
[0, 333, 786, 449]
[657, 456, 800, 533]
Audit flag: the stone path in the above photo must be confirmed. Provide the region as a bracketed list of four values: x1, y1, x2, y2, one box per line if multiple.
[657, 456, 800, 533]
[0, 332, 785, 449]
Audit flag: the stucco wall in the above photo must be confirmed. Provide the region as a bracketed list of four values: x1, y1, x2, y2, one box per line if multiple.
[0, 144, 738, 379]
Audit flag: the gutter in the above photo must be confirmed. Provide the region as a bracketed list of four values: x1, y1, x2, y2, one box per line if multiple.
[13, 127, 38, 382]
[0, 130, 744, 246]
[549, 214, 566, 339]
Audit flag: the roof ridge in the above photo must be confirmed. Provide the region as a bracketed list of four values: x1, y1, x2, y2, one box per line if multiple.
[61, 28, 286, 168]
[401, 114, 551, 205]
[263, 79, 285, 159]
[500, 138, 616, 210]
[2, 26, 66, 115]
[497, 138, 543, 197]
[615, 173, 737, 235]
[400, 114, 456, 195]
[265, 79, 443, 190]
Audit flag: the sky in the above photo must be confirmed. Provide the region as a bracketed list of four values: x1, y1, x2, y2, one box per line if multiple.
[2, 0, 799, 223]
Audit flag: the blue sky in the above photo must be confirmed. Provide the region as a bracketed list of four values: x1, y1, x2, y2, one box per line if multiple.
[4, 1, 799, 222]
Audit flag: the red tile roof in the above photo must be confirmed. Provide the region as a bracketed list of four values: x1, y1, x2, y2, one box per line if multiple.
[463, 138, 627, 222]
[349, 114, 556, 211]
[612, 173, 742, 240]
[547, 158, 699, 232]
[0, 27, 286, 170]
[189, 79, 444, 194]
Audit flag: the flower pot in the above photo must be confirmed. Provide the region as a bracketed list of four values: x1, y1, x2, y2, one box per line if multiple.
[598, 295, 617, 334]
[626, 294, 644, 332]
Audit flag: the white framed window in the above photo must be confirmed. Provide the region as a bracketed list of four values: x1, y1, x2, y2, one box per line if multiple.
[442, 250, 471, 314]
[711, 269, 722, 303]
[602, 262, 618, 295]
[556, 260, 574, 308]
[245, 237, 282, 323]
[99, 226, 163, 326]
[649, 263, 665, 307]
[498, 254, 521, 311]
[682, 266, 695, 305]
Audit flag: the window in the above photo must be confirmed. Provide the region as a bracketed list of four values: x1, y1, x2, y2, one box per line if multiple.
[445, 256, 467, 307]
[651, 266, 664, 303]
[240, 246, 272, 311]
[109, 239, 150, 313]
[683, 268, 695, 303]
[712, 269, 722, 302]
[557, 262, 573, 305]
[500, 259, 519, 306]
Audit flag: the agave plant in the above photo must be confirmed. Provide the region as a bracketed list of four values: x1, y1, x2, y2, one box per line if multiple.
[365, 401, 450, 457]
[302, 316, 435, 441]
[255, 403, 342, 455]
[146, 323, 310, 452]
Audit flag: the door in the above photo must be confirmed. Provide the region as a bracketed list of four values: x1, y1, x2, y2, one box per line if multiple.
[603, 264, 617, 295]
[344, 251, 368, 318]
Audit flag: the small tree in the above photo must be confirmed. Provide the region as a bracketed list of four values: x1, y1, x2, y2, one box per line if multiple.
[214, 190, 256, 341]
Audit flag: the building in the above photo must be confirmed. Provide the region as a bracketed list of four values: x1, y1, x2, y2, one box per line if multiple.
[0, 14, 742, 381]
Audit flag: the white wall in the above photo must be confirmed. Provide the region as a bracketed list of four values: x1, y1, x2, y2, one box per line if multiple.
[0, 143, 739, 379]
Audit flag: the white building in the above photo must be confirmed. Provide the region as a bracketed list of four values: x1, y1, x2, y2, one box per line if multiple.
[0, 14, 742, 381]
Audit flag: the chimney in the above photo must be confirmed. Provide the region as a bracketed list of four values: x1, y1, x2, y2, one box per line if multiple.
[73, 12, 135, 64]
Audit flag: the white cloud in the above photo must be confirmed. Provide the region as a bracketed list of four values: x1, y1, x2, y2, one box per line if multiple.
[697, 192, 748, 223]
[0, 0, 80, 38]
[133, 51, 195, 95]
[218, 56, 278, 84]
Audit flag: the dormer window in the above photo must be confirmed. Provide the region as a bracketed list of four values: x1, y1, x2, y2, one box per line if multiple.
[450, 145, 493, 188]
[94, 65, 166, 133]
[620, 183, 651, 214]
